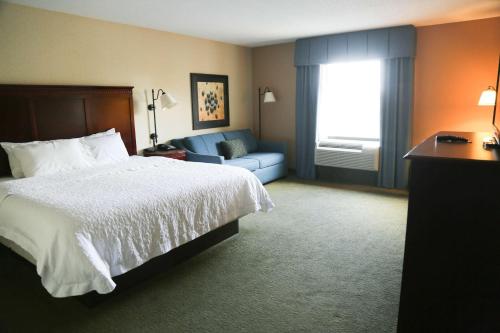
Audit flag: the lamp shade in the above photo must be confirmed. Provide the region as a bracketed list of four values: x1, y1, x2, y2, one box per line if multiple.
[478, 86, 497, 106]
[160, 92, 177, 110]
[263, 91, 276, 103]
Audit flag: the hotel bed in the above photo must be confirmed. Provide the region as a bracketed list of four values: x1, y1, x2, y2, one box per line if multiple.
[0, 176, 35, 264]
[0, 85, 274, 299]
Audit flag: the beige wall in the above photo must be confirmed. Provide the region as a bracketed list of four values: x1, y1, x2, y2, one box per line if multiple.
[252, 17, 500, 165]
[3, 3, 498, 159]
[0, 3, 253, 151]
[413, 17, 500, 144]
[252, 43, 296, 167]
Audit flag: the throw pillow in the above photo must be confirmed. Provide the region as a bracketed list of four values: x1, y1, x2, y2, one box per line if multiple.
[220, 139, 248, 160]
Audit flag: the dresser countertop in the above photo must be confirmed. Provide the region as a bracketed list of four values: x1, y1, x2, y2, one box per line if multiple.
[404, 131, 500, 163]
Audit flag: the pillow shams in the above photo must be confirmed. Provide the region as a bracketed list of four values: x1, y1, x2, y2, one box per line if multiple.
[85, 128, 115, 139]
[0, 129, 115, 178]
[82, 132, 129, 164]
[1, 141, 39, 178]
[12, 138, 95, 178]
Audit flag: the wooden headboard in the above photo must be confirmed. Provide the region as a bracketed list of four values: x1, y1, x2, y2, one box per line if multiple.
[0, 84, 136, 176]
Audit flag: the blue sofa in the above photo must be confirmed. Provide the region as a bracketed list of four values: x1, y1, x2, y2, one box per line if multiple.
[171, 129, 287, 184]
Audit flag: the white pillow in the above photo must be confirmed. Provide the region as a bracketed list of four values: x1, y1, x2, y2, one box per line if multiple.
[82, 132, 129, 164]
[1, 141, 40, 178]
[12, 138, 95, 178]
[0, 129, 115, 178]
[86, 128, 115, 139]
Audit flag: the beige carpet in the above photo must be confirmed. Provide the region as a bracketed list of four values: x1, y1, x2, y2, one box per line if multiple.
[0, 178, 408, 333]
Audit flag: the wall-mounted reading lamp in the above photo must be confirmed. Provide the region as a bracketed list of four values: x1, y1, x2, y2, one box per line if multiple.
[147, 89, 177, 151]
[257, 87, 276, 140]
[478, 86, 497, 107]
[478, 55, 499, 148]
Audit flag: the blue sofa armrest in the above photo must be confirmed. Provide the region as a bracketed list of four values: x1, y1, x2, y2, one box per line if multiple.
[186, 151, 224, 164]
[170, 138, 187, 150]
[257, 140, 288, 155]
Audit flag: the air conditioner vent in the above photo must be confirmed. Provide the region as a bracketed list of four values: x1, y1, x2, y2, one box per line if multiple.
[318, 141, 362, 150]
[315, 139, 380, 171]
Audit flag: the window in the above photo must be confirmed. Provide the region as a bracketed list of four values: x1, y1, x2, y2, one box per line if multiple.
[317, 60, 381, 141]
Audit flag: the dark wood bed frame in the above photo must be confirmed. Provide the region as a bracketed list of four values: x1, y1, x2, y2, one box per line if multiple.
[0, 84, 239, 305]
[0, 84, 137, 175]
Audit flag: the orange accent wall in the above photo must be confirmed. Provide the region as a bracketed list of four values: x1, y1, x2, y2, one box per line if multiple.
[413, 17, 500, 145]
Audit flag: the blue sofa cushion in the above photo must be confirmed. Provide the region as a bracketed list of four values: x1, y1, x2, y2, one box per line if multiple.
[170, 138, 187, 150]
[242, 152, 285, 168]
[185, 133, 225, 155]
[224, 158, 259, 171]
[223, 129, 258, 153]
[184, 136, 208, 154]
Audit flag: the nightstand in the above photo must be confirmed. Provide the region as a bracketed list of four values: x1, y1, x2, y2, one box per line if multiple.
[143, 149, 186, 160]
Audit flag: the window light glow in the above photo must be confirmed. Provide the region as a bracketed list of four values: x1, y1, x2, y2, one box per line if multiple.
[317, 60, 381, 140]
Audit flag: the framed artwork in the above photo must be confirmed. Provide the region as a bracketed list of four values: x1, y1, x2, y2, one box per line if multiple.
[190, 73, 229, 130]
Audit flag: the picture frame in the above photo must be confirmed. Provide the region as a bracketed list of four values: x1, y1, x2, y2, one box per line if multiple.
[190, 73, 230, 130]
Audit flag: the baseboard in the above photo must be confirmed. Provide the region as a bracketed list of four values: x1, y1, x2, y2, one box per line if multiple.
[316, 166, 378, 186]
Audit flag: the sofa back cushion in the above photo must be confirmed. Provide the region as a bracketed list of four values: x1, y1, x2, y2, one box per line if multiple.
[223, 129, 257, 153]
[170, 138, 187, 150]
[184, 133, 225, 155]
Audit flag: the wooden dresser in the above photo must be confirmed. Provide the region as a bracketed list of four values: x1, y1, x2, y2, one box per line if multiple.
[397, 131, 500, 332]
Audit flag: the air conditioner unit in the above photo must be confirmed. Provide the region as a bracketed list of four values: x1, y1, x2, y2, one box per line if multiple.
[315, 138, 380, 171]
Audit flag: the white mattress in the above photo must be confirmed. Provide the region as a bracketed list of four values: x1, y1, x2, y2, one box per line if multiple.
[0, 235, 36, 264]
[0, 177, 14, 183]
[0, 156, 274, 297]
[0, 177, 37, 263]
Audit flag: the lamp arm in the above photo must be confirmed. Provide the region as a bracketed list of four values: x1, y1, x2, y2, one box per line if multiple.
[150, 89, 158, 148]
[258, 86, 271, 96]
[154, 88, 166, 101]
[147, 88, 171, 149]
[493, 55, 499, 118]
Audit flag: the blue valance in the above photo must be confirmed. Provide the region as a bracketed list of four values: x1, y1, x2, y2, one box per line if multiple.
[295, 25, 416, 66]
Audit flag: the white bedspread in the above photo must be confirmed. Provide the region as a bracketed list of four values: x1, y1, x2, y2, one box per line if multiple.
[0, 156, 274, 297]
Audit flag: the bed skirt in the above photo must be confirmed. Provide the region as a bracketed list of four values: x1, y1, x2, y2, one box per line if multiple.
[0, 220, 239, 306]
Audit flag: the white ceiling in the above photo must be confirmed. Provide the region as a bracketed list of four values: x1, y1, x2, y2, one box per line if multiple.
[4, 0, 500, 47]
